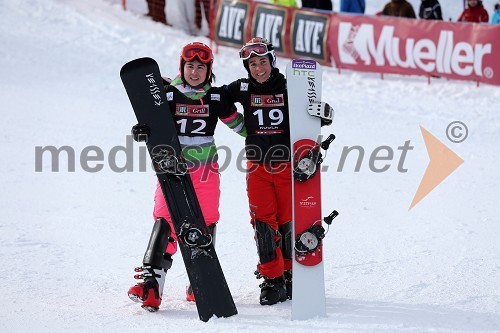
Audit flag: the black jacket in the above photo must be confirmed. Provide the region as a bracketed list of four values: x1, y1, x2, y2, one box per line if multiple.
[419, 0, 443, 20]
[302, 0, 333, 11]
[223, 69, 291, 163]
[165, 85, 236, 137]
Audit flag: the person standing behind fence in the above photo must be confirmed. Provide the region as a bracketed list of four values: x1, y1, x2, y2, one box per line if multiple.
[419, 0, 442, 20]
[146, 0, 169, 25]
[177, 0, 199, 35]
[339, 0, 365, 14]
[492, 2, 500, 24]
[458, 0, 489, 23]
[195, 0, 215, 33]
[382, 0, 417, 18]
[270, 0, 298, 7]
[302, 0, 333, 11]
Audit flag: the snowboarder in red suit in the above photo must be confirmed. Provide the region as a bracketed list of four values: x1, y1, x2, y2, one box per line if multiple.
[222, 37, 332, 306]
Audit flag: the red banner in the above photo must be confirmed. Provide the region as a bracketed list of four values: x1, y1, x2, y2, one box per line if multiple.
[329, 14, 500, 86]
[213, 2, 500, 86]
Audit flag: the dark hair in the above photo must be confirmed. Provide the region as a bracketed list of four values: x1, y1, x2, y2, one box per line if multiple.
[495, 3, 500, 10]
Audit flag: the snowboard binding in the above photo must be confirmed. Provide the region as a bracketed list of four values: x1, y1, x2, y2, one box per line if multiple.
[307, 101, 334, 126]
[293, 134, 335, 182]
[294, 210, 339, 254]
[152, 147, 188, 176]
[179, 223, 213, 248]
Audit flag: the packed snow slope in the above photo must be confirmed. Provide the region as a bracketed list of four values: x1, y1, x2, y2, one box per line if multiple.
[1, 0, 499, 332]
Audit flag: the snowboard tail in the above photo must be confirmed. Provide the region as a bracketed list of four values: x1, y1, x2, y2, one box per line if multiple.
[120, 57, 237, 321]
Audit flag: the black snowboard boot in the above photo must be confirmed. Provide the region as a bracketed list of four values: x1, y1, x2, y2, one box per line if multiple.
[259, 276, 287, 305]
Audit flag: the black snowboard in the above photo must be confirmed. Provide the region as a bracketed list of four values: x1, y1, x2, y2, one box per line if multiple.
[120, 57, 237, 322]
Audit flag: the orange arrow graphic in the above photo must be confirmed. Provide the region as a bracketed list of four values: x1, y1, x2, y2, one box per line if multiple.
[409, 126, 464, 210]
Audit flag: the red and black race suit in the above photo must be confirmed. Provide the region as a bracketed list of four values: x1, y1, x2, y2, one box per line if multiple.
[165, 85, 236, 137]
[223, 69, 290, 163]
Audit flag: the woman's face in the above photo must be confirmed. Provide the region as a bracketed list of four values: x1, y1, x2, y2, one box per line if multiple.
[248, 56, 272, 83]
[468, 0, 478, 8]
[183, 60, 208, 87]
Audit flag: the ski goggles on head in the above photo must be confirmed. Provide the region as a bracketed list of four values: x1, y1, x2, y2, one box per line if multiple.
[181, 42, 213, 64]
[239, 43, 273, 60]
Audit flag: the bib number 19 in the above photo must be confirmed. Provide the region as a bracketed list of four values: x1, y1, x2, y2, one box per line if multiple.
[253, 108, 283, 126]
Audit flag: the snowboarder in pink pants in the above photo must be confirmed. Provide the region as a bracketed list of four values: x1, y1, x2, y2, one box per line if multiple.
[128, 42, 246, 312]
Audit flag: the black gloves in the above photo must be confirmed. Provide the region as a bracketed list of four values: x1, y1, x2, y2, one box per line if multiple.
[131, 123, 150, 142]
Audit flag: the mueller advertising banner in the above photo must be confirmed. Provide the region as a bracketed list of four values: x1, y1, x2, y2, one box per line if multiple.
[214, 0, 331, 65]
[330, 14, 500, 86]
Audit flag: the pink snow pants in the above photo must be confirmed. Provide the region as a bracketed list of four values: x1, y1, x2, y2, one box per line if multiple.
[153, 162, 220, 256]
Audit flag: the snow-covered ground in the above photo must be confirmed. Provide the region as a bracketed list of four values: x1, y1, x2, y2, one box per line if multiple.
[1, 0, 500, 331]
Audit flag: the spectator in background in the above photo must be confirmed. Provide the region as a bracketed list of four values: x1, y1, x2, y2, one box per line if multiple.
[490, 2, 500, 23]
[146, 0, 169, 25]
[340, 0, 365, 14]
[302, 0, 333, 11]
[270, 0, 298, 7]
[177, 0, 199, 35]
[195, 0, 213, 32]
[382, 0, 416, 18]
[458, 0, 489, 23]
[419, 0, 442, 20]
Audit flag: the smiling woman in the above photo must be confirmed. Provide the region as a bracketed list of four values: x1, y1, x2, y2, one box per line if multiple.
[179, 42, 214, 87]
[221, 37, 294, 306]
[127, 42, 246, 312]
[248, 56, 272, 84]
[183, 60, 209, 87]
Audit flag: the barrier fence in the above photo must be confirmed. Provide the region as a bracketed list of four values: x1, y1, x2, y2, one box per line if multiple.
[212, 0, 500, 86]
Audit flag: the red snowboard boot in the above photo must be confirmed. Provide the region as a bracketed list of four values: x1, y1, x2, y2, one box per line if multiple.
[128, 265, 166, 312]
